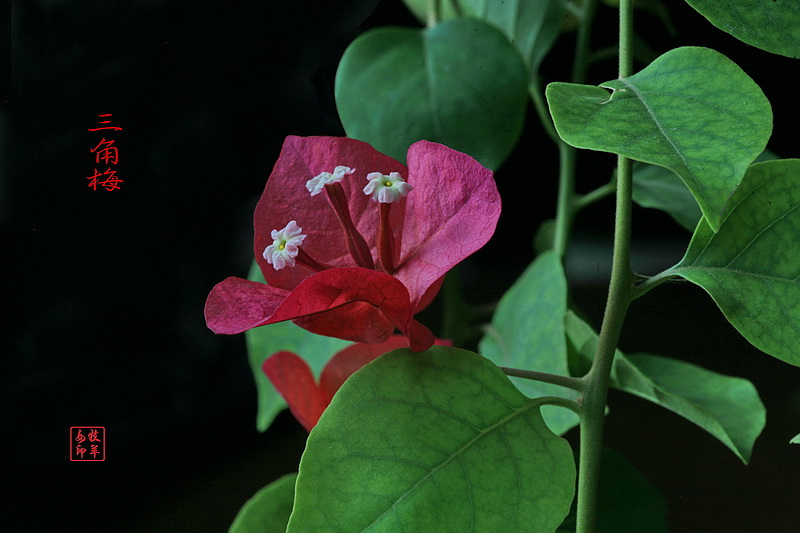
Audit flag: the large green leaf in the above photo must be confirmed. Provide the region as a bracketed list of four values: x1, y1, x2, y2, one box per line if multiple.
[245, 262, 349, 431]
[288, 346, 576, 532]
[479, 251, 579, 435]
[229, 473, 297, 533]
[558, 448, 668, 533]
[686, 0, 800, 58]
[403, 0, 565, 74]
[547, 46, 772, 231]
[670, 159, 800, 367]
[335, 18, 528, 170]
[566, 312, 766, 463]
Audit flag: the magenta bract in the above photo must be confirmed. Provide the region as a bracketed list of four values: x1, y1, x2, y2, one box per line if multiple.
[205, 136, 500, 351]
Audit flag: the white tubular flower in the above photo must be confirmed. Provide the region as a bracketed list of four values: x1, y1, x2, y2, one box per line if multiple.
[263, 220, 306, 270]
[363, 172, 413, 203]
[305, 165, 355, 196]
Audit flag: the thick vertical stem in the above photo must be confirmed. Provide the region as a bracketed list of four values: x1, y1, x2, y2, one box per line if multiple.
[575, 1, 634, 532]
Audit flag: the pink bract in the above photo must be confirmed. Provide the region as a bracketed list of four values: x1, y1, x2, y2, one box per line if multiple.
[205, 136, 500, 352]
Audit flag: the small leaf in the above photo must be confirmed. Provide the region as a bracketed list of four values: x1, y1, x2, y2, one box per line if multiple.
[547, 46, 772, 231]
[632, 162, 702, 231]
[479, 251, 579, 435]
[229, 473, 297, 533]
[245, 262, 349, 432]
[288, 346, 576, 532]
[672, 159, 800, 367]
[565, 312, 766, 463]
[335, 18, 528, 170]
[790, 433, 800, 445]
[685, 0, 800, 59]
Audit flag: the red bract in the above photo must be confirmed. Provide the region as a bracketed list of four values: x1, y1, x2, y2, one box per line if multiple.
[263, 335, 451, 432]
[205, 136, 500, 351]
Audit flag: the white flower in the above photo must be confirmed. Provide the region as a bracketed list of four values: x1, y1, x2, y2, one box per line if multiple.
[263, 220, 306, 270]
[305, 166, 355, 196]
[363, 172, 413, 203]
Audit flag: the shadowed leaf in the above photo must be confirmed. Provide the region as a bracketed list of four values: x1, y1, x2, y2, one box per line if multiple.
[566, 312, 765, 462]
[480, 251, 579, 435]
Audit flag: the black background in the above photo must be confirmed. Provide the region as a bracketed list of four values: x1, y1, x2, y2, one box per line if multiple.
[6, 1, 799, 531]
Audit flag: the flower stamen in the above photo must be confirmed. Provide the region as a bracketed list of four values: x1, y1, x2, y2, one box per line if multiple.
[263, 220, 332, 272]
[306, 166, 354, 196]
[363, 171, 412, 204]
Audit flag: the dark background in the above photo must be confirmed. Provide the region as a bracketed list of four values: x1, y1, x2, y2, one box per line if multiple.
[6, 1, 799, 531]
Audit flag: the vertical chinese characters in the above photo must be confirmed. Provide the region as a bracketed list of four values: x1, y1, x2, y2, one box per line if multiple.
[87, 114, 123, 191]
[70, 426, 105, 461]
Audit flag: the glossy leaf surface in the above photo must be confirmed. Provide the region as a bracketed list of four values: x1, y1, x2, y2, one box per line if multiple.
[335, 18, 528, 170]
[686, 0, 800, 58]
[673, 160, 800, 367]
[288, 346, 576, 532]
[480, 251, 579, 435]
[566, 312, 765, 462]
[229, 473, 297, 533]
[547, 46, 772, 231]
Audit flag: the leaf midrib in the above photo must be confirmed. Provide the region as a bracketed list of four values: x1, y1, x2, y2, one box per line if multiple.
[361, 398, 539, 531]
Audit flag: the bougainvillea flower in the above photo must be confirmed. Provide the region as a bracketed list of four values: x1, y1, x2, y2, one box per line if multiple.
[263, 335, 452, 432]
[205, 136, 500, 352]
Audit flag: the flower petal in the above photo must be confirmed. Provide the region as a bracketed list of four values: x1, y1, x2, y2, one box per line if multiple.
[396, 140, 501, 309]
[269, 267, 434, 351]
[204, 276, 290, 335]
[262, 351, 327, 432]
[255, 136, 407, 291]
[204, 268, 434, 351]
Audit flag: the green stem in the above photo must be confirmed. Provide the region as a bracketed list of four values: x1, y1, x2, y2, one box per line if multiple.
[531, 396, 582, 416]
[576, 175, 617, 210]
[552, 0, 598, 259]
[575, 2, 634, 532]
[427, 0, 441, 27]
[500, 367, 584, 392]
[631, 267, 680, 300]
[529, 79, 561, 146]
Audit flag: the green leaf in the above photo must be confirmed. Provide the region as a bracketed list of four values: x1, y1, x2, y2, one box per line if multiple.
[288, 346, 576, 532]
[565, 312, 766, 463]
[547, 46, 772, 231]
[558, 448, 668, 533]
[479, 251, 579, 435]
[632, 162, 702, 231]
[685, 0, 800, 59]
[335, 18, 528, 170]
[402, 0, 565, 73]
[245, 262, 349, 431]
[791, 433, 800, 445]
[672, 159, 800, 367]
[229, 473, 297, 533]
